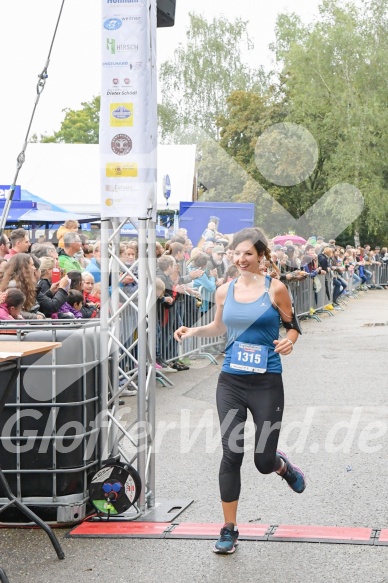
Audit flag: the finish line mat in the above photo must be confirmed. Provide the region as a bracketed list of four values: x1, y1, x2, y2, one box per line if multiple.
[68, 522, 388, 546]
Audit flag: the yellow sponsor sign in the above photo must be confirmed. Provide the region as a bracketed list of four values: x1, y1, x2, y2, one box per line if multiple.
[106, 162, 138, 178]
[110, 103, 134, 127]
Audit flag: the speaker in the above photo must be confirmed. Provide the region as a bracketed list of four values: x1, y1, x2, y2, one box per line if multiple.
[157, 0, 176, 27]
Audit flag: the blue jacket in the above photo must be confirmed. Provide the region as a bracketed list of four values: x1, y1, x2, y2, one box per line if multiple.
[85, 258, 101, 283]
[192, 272, 216, 313]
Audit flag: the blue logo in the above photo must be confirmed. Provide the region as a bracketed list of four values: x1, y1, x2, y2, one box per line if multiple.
[112, 106, 132, 120]
[104, 18, 122, 31]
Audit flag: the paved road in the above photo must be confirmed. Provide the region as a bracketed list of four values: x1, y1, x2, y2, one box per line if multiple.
[1, 289, 388, 583]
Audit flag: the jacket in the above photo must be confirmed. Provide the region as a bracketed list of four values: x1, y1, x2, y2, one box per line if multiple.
[58, 249, 82, 273]
[0, 304, 14, 320]
[36, 278, 68, 317]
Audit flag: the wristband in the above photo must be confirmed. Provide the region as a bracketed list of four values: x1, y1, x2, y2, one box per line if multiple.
[285, 338, 294, 348]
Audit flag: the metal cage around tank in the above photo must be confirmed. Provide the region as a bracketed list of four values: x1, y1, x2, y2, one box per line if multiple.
[0, 320, 101, 523]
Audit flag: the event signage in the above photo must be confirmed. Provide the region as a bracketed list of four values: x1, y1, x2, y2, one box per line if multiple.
[0, 185, 21, 202]
[100, 0, 157, 218]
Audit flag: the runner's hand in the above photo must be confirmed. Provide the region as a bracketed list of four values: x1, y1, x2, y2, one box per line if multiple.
[273, 338, 294, 355]
[174, 326, 193, 342]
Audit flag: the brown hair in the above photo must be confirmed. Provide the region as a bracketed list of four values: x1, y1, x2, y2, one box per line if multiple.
[230, 228, 271, 261]
[0, 253, 36, 310]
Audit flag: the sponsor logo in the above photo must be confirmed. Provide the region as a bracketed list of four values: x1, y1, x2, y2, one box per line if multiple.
[112, 77, 132, 87]
[111, 134, 133, 155]
[106, 162, 138, 178]
[103, 61, 129, 67]
[106, 39, 139, 54]
[110, 103, 134, 127]
[105, 198, 114, 207]
[103, 18, 122, 30]
[105, 184, 137, 193]
[122, 16, 141, 21]
[107, 90, 138, 96]
[107, 77, 135, 93]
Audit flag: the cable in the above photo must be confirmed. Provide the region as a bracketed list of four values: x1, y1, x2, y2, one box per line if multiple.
[0, 0, 66, 235]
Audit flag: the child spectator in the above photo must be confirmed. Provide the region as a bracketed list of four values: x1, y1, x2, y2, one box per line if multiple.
[0, 288, 26, 320]
[58, 290, 84, 319]
[223, 265, 239, 283]
[82, 272, 100, 309]
[67, 270, 97, 318]
[57, 220, 80, 249]
[92, 282, 101, 302]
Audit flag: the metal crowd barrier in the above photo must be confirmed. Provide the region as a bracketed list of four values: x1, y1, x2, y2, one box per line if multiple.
[367, 263, 388, 289]
[117, 263, 385, 383]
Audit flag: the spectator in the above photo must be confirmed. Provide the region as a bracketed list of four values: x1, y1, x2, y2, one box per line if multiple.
[202, 240, 215, 257]
[58, 289, 84, 319]
[201, 221, 217, 242]
[85, 241, 101, 283]
[4, 228, 30, 259]
[207, 245, 226, 283]
[0, 288, 25, 320]
[0, 253, 44, 319]
[73, 233, 90, 268]
[92, 282, 101, 302]
[57, 220, 80, 249]
[223, 247, 234, 273]
[35, 256, 69, 317]
[224, 265, 239, 283]
[82, 272, 100, 308]
[191, 253, 217, 314]
[119, 242, 138, 296]
[30, 242, 58, 261]
[0, 234, 10, 258]
[155, 242, 164, 258]
[58, 232, 83, 273]
[154, 277, 177, 372]
[170, 242, 200, 285]
[67, 270, 97, 318]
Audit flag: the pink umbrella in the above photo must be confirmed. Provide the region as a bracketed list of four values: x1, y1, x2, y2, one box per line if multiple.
[272, 234, 307, 246]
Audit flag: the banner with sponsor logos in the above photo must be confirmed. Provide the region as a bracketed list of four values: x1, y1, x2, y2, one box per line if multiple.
[100, 0, 157, 219]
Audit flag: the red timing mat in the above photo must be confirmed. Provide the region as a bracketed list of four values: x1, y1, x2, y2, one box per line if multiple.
[67, 522, 384, 545]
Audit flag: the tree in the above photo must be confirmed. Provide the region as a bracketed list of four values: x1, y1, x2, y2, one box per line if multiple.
[272, 0, 388, 244]
[40, 96, 100, 144]
[159, 13, 266, 142]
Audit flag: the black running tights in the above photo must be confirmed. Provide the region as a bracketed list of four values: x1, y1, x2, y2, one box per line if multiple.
[216, 371, 284, 503]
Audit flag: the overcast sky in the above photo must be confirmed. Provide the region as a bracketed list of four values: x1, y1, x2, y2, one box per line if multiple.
[0, 0, 320, 179]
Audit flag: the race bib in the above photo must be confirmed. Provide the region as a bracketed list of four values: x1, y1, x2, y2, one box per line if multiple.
[230, 342, 268, 373]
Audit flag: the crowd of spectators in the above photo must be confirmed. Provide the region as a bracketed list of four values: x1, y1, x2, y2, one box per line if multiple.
[0, 226, 100, 323]
[0, 220, 386, 378]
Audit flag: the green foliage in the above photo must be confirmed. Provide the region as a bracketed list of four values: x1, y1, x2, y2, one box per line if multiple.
[273, 0, 388, 243]
[40, 96, 100, 144]
[159, 13, 266, 141]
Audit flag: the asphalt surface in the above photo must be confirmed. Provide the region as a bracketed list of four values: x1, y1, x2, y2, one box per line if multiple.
[1, 289, 388, 583]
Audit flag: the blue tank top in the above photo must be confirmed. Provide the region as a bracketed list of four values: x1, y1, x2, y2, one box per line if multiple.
[222, 276, 282, 374]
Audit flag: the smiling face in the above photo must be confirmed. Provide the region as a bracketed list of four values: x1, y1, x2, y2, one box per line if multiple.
[233, 239, 264, 275]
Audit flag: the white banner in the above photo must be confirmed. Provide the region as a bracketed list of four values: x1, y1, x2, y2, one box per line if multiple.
[100, 0, 157, 219]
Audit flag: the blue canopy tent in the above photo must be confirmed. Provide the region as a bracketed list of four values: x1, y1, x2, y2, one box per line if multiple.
[0, 188, 100, 244]
[0, 189, 99, 227]
[20, 189, 68, 213]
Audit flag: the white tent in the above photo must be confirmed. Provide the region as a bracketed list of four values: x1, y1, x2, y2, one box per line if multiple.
[1, 143, 196, 216]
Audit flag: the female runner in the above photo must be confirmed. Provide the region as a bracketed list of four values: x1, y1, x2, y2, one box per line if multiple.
[174, 227, 306, 554]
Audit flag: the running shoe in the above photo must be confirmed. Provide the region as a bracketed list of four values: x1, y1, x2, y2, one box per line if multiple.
[213, 523, 239, 554]
[276, 450, 306, 493]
